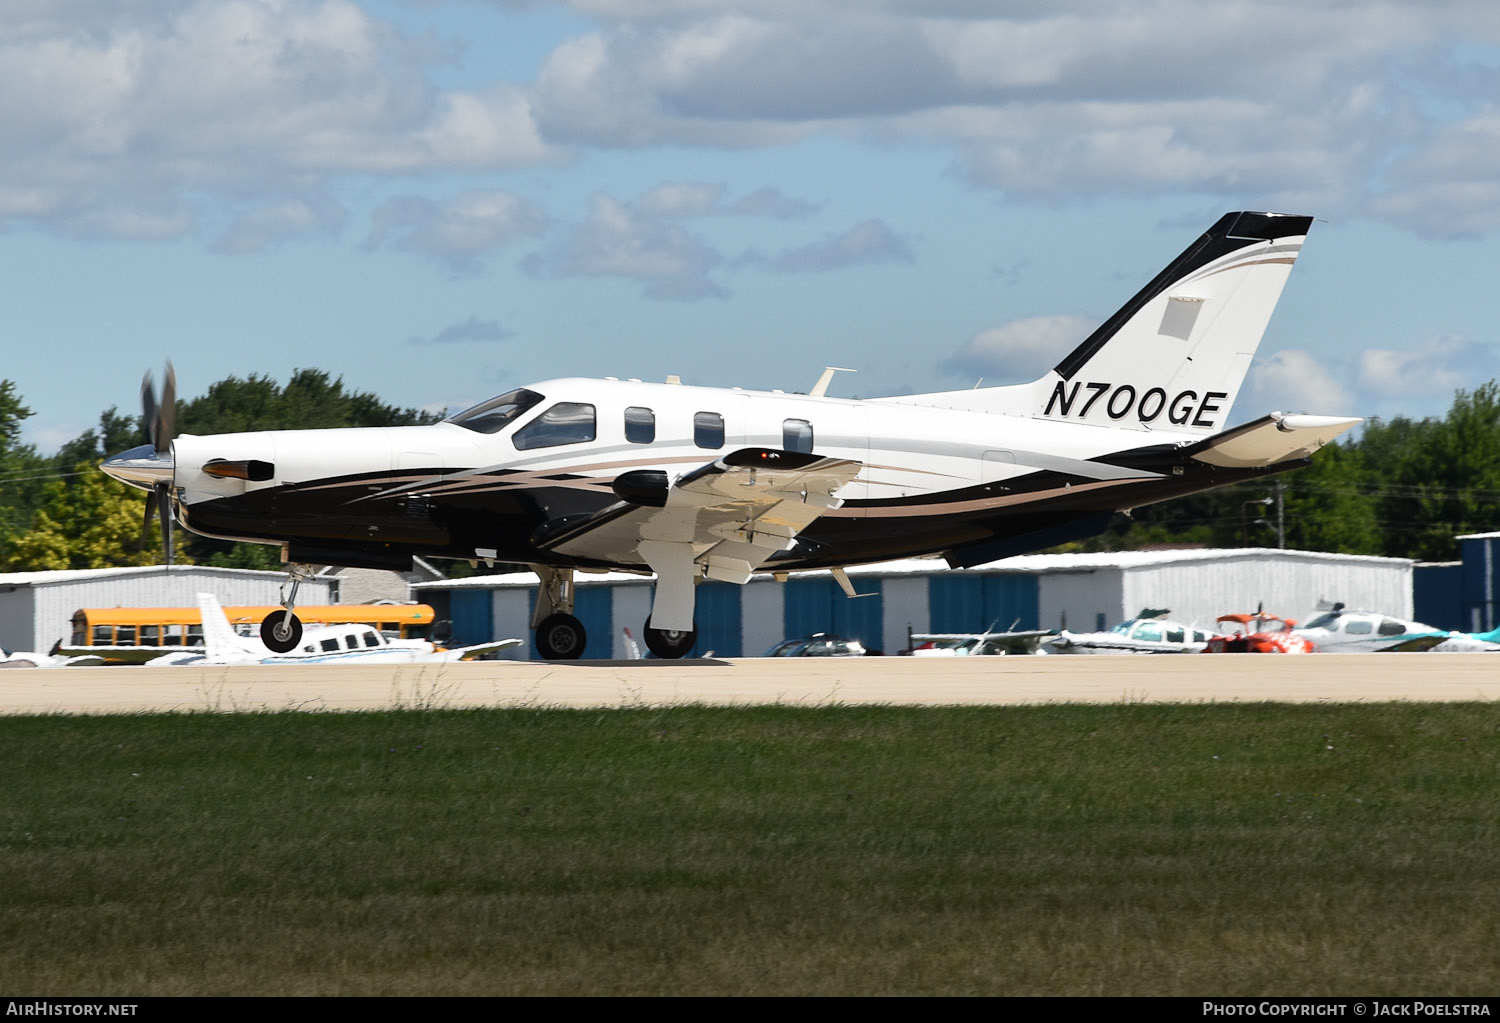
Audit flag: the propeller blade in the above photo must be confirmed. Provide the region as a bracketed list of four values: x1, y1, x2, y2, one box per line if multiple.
[140, 362, 176, 454]
[142, 485, 158, 548]
[141, 371, 158, 450]
[157, 481, 173, 566]
[157, 361, 175, 455]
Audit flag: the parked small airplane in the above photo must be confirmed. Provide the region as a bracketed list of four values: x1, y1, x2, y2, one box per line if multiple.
[1202, 611, 1313, 653]
[1045, 611, 1215, 654]
[102, 212, 1359, 661]
[149, 593, 520, 665]
[908, 629, 1054, 656]
[1292, 604, 1500, 653]
[0, 648, 103, 668]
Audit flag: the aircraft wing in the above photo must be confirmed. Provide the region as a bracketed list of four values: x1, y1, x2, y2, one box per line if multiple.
[1376, 634, 1454, 653]
[535, 448, 863, 579]
[446, 638, 524, 661]
[1188, 412, 1362, 469]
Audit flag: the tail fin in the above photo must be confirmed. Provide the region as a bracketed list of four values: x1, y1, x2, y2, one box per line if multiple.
[195, 592, 258, 661]
[886, 211, 1313, 433]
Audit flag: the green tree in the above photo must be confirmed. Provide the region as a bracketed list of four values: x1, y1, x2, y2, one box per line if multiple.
[2, 464, 175, 571]
[177, 369, 442, 435]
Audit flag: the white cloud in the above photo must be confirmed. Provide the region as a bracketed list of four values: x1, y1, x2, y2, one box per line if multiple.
[941, 314, 1094, 382]
[5, 0, 1500, 246]
[521, 192, 728, 301]
[409, 316, 514, 346]
[737, 219, 914, 272]
[364, 191, 548, 274]
[1244, 349, 1356, 416]
[0, 1, 557, 240]
[1356, 334, 1495, 398]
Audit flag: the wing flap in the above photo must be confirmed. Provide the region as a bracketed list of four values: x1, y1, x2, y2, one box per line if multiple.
[540, 448, 862, 570]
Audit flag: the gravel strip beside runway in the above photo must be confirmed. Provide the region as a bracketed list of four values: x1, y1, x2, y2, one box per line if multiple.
[0, 653, 1496, 715]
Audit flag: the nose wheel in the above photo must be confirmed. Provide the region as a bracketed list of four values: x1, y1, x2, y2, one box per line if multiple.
[535, 613, 587, 660]
[261, 610, 304, 653]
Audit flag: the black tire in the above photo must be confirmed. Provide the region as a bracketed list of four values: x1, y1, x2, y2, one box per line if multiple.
[535, 613, 587, 660]
[261, 610, 303, 653]
[644, 622, 697, 659]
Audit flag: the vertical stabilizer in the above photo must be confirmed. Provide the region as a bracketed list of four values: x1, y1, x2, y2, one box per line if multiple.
[195, 592, 260, 662]
[879, 212, 1312, 431]
[1033, 211, 1311, 433]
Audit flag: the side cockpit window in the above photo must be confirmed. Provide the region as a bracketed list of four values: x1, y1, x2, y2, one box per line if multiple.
[625, 406, 655, 444]
[447, 388, 544, 434]
[783, 419, 813, 454]
[694, 411, 724, 449]
[513, 402, 597, 450]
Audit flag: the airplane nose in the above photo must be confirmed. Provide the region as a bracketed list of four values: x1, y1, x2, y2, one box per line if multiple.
[101, 443, 175, 491]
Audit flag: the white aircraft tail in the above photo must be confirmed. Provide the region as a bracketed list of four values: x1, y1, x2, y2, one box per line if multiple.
[886, 211, 1313, 434]
[195, 593, 262, 663]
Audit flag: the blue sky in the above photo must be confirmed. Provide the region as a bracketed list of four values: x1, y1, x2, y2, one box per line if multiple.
[5, 0, 1500, 453]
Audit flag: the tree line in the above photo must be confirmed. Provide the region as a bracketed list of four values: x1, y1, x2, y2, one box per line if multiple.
[2, 373, 1497, 572]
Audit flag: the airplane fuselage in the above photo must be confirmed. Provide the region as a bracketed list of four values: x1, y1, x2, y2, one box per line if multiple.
[166, 375, 1291, 574]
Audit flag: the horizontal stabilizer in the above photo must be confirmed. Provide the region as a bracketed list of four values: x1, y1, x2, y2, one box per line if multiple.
[1188, 413, 1361, 469]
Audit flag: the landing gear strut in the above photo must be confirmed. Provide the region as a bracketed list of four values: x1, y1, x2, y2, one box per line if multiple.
[530, 564, 586, 660]
[260, 563, 311, 654]
[643, 622, 696, 659]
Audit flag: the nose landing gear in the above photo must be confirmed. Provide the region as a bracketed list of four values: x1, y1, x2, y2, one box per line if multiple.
[260, 564, 312, 654]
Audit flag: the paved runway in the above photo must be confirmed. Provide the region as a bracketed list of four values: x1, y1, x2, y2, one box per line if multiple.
[0, 653, 1496, 715]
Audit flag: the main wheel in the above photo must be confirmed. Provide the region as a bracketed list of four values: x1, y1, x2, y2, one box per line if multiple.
[644, 621, 697, 659]
[535, 613, 587, 660]
[260, 610, 303, 653]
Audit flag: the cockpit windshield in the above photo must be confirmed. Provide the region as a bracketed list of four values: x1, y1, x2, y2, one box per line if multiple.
[446, 389, 545, 434]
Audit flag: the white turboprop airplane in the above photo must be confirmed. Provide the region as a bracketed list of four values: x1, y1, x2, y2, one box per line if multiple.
[149, 593, 521, 665]
[102, 211, 1360, 661]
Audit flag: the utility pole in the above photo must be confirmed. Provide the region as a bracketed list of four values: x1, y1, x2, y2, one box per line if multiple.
[1274, 479, 1285, 549]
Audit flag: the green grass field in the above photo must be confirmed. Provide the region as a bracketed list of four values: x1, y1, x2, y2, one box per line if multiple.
[2, 703, 1497, 995]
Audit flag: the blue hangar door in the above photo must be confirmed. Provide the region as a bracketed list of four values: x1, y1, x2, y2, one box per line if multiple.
[927, 574, 1039, 633]
[782, 577, 885, 654]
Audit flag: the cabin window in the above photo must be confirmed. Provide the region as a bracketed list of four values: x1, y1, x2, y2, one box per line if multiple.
[364, 634, 381, 648]
[320, 638, 340, 652]
[1379, 619, 1406, 636]
[447, 388, 545, 434]
[1344, 620, 1373, 635]
[625, 406, 655, 444]
[1165, 627, 1185, 643]
[345, 635, 360, 650]
[783, 419, 813, 454]
[1132, 623, 1162, 642]
[694, 411, 724, 449]
[513, 402, 597, 450]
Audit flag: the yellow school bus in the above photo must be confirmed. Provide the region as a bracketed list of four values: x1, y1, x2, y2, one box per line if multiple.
[67, 604, 438, 661]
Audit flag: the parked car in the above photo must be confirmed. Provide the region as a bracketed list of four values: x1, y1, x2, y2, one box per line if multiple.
[763, 633, 867, 657]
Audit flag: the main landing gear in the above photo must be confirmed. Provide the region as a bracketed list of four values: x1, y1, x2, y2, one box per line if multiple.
[527, 564, 698, 660]
[260, 563, 312, 654]
[531, 565, 586, 660]
[643, 623, 696, 659]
